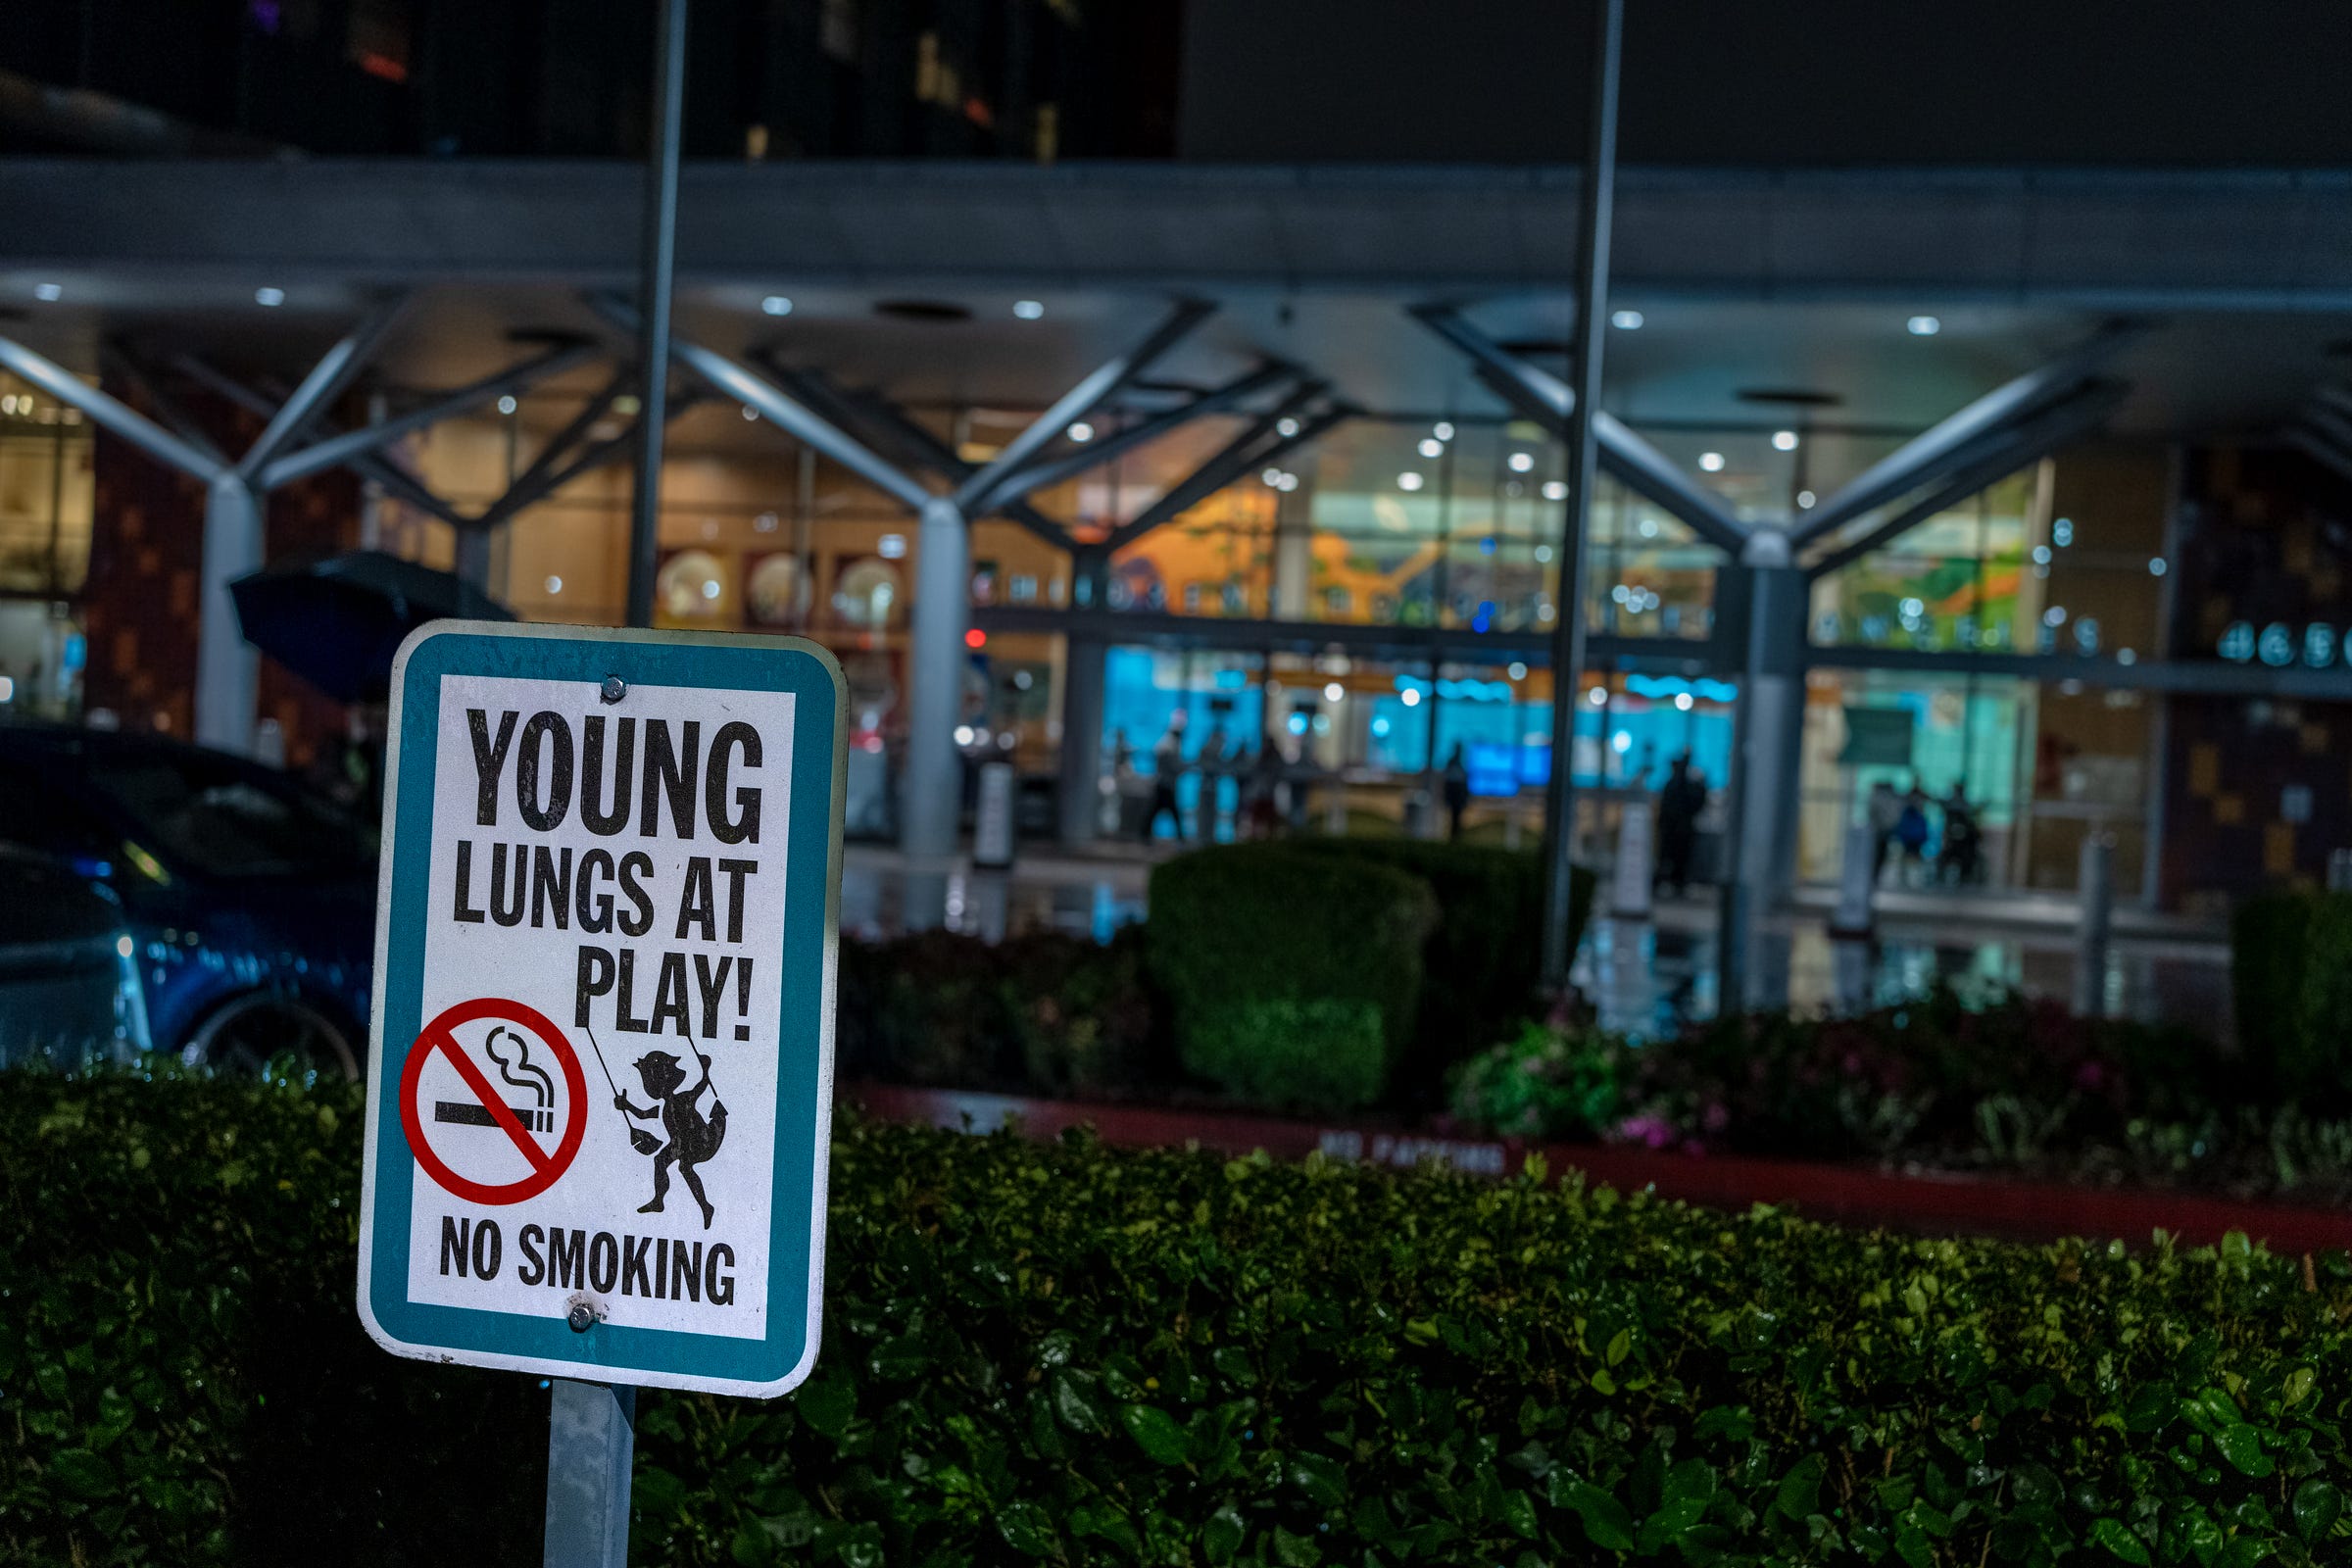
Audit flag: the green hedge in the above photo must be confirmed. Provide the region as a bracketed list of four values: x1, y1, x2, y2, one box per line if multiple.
[2230, 891, 2352, 1104]
[836, 927, 1162, 1096]
[1149, 844, 1438, 1111]
[1287, 839, 1592, 1098]
[10, 1067, 2352, 1567]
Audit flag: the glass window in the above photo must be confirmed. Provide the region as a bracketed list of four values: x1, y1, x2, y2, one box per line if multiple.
[89, 756, 375, 879]
[0, 385, 95, 596]
[1808, 473, 2038, 652]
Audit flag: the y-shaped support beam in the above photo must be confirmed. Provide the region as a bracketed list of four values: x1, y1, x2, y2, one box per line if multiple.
[1803, 381, 2128, 579]
[0, 300, 439, 752]
[1412, 304, 1749, 554]
[1789, 322, 2140, 549]
[590, 293, 1316, 888]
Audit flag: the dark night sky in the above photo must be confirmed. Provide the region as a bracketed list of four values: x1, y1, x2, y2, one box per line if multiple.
[1178, 0, 2352, 166]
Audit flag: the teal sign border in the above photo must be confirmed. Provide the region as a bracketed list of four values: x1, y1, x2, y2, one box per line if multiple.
[357, 623, 843, 1395]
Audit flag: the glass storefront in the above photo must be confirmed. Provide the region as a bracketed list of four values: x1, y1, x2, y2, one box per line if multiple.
[375, 392, 2185, 899]
[0, 373, 96, 722]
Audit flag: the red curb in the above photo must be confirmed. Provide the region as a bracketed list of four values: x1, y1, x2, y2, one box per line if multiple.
[846, 1083, 2352, 1254]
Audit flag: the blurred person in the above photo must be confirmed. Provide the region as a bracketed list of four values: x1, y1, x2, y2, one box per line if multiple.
[1112, 732, 1148, 840]
[1895, 781, 1933, 885]
[1245, 743, 1284, 840]
[1200, 715, 1233, 832]
[1867, 779, 1903, 884]
[1441, 742, 1471, 841]
[1941, 781, 1983, 886]
[1144, 714, 1188, 842]
[1656, 750, 1702, 894]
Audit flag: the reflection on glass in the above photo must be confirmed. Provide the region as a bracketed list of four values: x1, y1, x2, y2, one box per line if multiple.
[834, 558, 904, 629]
[1810, 474, 2034, 650]
[746, 553, 810, 627]
[656, 549, 727, 621]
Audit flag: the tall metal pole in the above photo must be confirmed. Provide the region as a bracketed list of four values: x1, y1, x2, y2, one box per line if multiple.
[1539, 0, 1624, 988]
[624, 0, 688, 629]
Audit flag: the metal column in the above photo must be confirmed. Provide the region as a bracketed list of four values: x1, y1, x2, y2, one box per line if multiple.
[1058, 638, 1108, 848]
[195, 475, 264, 753]
[1540, 0, 1624, 988]
[1727, 552, 1809, 1010]
[623, 0, 688, 628]
[1057, 550, 1110, 848]
[543, 1380, 636, 1568]
[904, 496, 971, 867]
[454, 526, 493, 590]
[1271, 496, 1311, 619]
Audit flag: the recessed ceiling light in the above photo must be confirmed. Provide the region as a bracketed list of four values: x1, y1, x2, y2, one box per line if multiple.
[1543, 480, 1568, 501]
[1772, 429, 1799, 451]
[1067, 421, 1094, 442]
[760, 295, 793, 317]
[1397, 471, 1425, 492]
[1906, 315, 1941, 336]
[873, 299, 972, 322]
[1507, 452, 1536, 473]
[1432, 421, 1455, 441]
[1012, 299, 1045, 319]
[32, 283, 61, 302]
[1276, 416, 1300, 437]
[1610, 309, 1643, 330]
[496, 395, 517, 416]
[254, 286, 286, 308]
[1698, 452, 1726, 472]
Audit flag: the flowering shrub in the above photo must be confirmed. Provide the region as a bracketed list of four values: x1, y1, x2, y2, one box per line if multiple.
[1450, 990, 2352, 1200]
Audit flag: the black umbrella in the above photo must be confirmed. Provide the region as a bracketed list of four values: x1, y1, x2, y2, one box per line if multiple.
[230, 550, 515, 705]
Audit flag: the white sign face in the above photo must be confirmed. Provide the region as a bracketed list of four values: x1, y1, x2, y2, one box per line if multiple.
[358, 624, 845, 1397]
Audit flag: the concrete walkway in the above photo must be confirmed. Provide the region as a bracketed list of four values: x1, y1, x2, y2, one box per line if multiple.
[838, 842, 2235, 1041]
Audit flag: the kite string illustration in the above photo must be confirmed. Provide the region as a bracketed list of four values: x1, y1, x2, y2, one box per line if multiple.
[582, 1020, 663, 1154]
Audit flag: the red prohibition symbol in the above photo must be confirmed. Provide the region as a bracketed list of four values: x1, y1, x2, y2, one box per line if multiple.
[399, 998, 589, 1205]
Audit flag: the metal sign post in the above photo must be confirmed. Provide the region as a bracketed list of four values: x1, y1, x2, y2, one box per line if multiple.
[355, 622, 845, 1568]
[1539, 0, 1625, 988]
[624, 0, 688, 631]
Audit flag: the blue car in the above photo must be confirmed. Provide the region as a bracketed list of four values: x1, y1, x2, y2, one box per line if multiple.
[0, 725, 376, 1078]
[0, 846, 151, 1071]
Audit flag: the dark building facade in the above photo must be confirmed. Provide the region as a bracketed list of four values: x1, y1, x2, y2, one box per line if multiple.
[0, 0, 1179, 160]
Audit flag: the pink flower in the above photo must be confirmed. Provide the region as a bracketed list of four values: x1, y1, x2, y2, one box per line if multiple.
[1614, 1114, 1680, 1150]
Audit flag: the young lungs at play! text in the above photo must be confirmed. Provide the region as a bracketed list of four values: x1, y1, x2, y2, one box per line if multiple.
[404, 675, 794, 1342]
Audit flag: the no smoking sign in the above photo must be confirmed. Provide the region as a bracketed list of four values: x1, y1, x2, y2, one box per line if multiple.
[358, 622, 845, 1398]
[399, 999, 587, 1206]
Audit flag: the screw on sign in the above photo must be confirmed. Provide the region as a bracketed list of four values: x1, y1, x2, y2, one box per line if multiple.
[399, 998, 588, 1206]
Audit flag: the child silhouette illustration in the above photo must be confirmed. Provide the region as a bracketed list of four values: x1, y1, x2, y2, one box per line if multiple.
[614, 1048, 728, 1229]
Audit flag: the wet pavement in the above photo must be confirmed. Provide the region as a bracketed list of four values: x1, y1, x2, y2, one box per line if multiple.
[1579, 905, 2233, 1043]
[839, 845, 2235, 1041]
[841, 845, 1149, 944]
